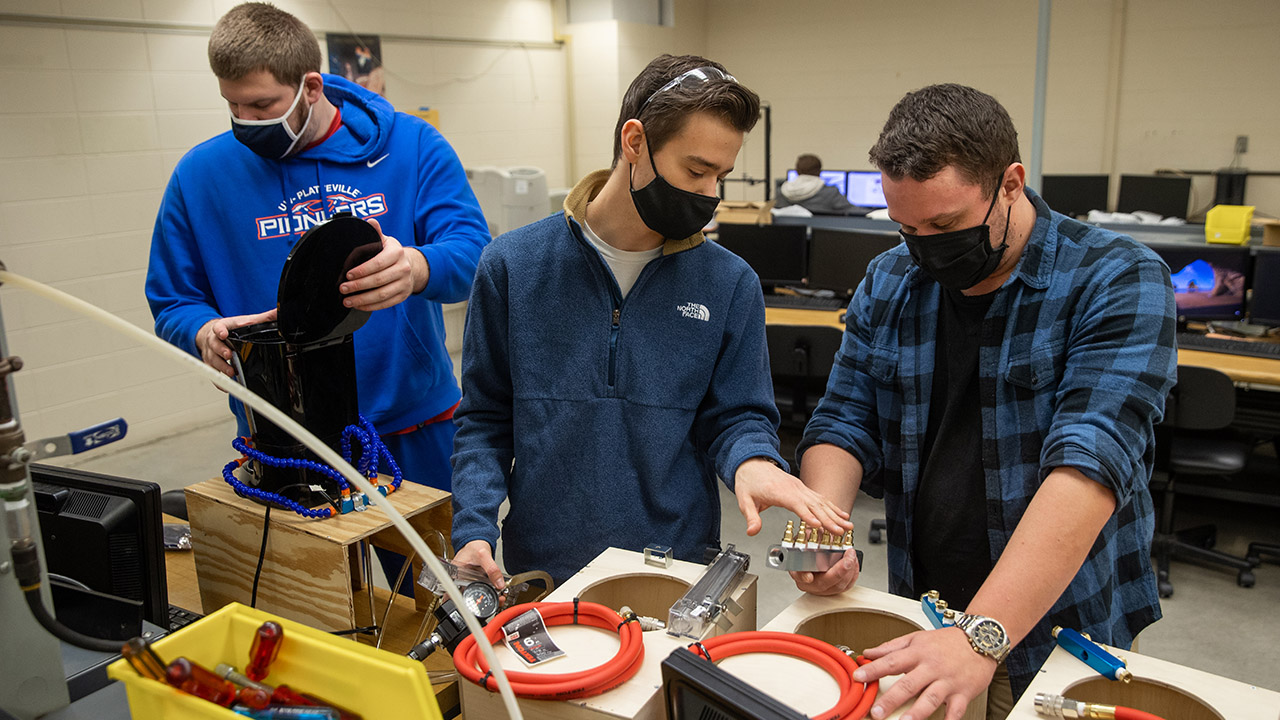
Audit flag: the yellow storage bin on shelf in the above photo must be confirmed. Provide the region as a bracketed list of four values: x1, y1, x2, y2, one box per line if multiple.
[106, 602, 441, 720]
[1205, 204, 1255, 245]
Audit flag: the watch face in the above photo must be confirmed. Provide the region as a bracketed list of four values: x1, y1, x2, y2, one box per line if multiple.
[971, 619, 1008, 652]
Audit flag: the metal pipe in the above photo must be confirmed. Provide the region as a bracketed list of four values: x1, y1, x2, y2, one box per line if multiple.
[1028, 0, 1052, 191]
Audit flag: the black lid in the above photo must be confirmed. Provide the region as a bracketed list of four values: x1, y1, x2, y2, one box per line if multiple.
[276, 213, 382, 344]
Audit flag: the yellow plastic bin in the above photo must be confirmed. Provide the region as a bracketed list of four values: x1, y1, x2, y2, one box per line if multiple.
[106, 602, 441, 720]
[1205, 204, 1255, 244]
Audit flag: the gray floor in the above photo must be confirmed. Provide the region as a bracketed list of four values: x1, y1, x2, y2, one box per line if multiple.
[54, 417, 1280, 692]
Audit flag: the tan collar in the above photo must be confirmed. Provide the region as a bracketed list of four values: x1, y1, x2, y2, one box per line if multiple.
[562, 169, 705, 256]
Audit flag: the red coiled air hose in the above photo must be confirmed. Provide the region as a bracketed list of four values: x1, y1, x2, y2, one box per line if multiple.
[688, 630, 879, 720]
[454, 600, 644, 700]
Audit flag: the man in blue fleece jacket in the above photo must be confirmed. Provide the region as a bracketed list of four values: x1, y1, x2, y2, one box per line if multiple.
[146, 3, 489, 493]
[451, 55, 852, 585]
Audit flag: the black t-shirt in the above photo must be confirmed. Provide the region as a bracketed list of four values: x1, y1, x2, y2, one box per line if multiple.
[912, 287, 996, 611]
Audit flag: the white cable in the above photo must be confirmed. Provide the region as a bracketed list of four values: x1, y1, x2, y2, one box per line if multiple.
[0, 269, 523, 720]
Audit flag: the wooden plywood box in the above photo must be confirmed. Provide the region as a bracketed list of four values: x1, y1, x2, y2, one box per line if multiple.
[760, 585, 985, 720]
[184, 476, 451, 631]
[1009, 643, 1280, 720]
[460, 547, 758, 720]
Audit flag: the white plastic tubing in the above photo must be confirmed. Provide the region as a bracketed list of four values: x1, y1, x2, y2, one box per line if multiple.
[0, 269, 523, 720]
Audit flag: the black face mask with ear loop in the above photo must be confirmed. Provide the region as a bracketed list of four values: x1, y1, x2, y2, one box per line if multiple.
[900, 185, 1011, 291]
[629, 144, 722, 241]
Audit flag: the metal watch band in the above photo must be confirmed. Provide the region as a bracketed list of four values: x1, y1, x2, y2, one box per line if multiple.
[955, 613, 1012, 663]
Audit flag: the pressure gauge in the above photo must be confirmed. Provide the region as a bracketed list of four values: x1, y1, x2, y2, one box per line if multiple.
[461, 581, 500, 622]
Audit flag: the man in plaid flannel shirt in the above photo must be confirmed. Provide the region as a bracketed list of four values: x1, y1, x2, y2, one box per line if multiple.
[793, 84, 1177, 720]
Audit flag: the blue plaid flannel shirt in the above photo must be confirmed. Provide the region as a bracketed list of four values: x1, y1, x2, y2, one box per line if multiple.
[799, 190, 1177, 697]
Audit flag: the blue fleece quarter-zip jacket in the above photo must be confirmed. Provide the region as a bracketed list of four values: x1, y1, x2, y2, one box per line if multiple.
[451, 170, 786, 583]
[146, 74, 490, 440]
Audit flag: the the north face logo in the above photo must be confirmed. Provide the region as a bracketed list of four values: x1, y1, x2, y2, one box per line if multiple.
[677, 302, 710, 322]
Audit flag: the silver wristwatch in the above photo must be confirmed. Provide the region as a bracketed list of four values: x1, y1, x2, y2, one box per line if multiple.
[953, 613, 1011, 663]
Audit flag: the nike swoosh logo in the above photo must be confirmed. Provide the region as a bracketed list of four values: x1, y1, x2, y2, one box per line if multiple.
[367, 154, 389, 168]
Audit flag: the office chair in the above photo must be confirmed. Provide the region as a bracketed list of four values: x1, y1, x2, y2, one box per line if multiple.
[1247, 542, 1280, 568]
[766, 325, 844, 430]
[161, 488, 189, 521]
[868, 518, 886, 544]
[1152, 365, 1256, 598]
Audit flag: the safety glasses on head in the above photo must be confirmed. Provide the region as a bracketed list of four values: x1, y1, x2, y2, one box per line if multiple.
[640, 66, 737, 110]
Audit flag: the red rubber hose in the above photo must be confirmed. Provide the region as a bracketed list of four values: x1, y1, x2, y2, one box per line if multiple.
[689, 630, 880, 720]
[1116, 707, 1167, 720]
[453, 600, 645, 700]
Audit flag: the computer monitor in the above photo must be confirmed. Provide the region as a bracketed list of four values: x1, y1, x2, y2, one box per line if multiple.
[715, 224, 808, 287]
[784, 169, 847, 196]
[1249, 248, 1280, 326]
[662, 648, 807, 720]
[1146, 242, 1249, 322]
[31, 464, 168, 632]
[845, 170, 887, 208]
[1117, 175, 1193, 219]
[1039, 174, 1109, 218]
[807, 228, 901, 297]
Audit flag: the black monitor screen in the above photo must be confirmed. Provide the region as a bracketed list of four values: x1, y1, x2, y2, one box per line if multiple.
[807, 228, 900, 297]
[662, 648, 807, 720]
[715, 224, 808, 286]
[31, 464, 168, 629]
[1250, 248, 1280, 326]
[1040, 174, 1109, 218]
[1147, 243, 1249, 321]
[1117, 175, 1192, 219]
[845, 171, 887, 208]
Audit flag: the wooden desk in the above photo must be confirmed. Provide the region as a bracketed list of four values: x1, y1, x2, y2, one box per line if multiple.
[764, 306, 845, 329]
[766, 307, 1280, 388]
[163, 518, 460, 716]
[1177, 348, 1280, 387]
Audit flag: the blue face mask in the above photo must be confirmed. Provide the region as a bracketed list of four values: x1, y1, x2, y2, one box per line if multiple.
[230, 78, 313, 159]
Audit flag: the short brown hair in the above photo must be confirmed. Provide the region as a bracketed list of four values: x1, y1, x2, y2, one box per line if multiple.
[209, 2, 322, 87]
[612, 54, 760, 168]
[868, 83, 1020, 197]
[795, 154, 822, 176]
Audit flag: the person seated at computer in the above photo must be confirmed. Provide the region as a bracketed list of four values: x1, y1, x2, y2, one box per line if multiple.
[775, 154, 859, 215]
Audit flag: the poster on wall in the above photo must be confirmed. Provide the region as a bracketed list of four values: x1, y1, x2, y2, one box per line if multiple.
[327, 33, 385, 96]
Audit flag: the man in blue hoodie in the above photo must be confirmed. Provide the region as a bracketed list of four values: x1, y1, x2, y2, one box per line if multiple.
[146, 2, 490, 494]
[450, 54, 853, 586]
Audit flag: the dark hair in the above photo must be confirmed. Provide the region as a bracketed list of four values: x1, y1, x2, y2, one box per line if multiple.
[868, 83, 1020, 197]
[795, 154, 822, 176]
[611, 54, 760, 168]
[209, 2, 322, 87]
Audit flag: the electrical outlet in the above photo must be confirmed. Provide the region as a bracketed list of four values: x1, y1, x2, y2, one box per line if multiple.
[1236, 135, 1249, 154]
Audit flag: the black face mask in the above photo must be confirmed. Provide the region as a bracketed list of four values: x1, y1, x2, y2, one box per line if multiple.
[901, 188, 1010, 291]
[629, 146, 721, 240]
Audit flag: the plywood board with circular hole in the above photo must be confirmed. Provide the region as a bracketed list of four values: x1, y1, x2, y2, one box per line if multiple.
[761, 585, 986, 720]
[1010, 643, 1280, 720]
[459, 547, 758, 720]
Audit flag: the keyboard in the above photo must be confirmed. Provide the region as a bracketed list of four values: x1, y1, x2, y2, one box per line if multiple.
[764, 294, 847, 310]
[168, 604, 204, 632]
[1177, 332, 1280, 359]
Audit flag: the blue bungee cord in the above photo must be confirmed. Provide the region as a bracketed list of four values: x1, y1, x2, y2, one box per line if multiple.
[222, 414, 404, 519]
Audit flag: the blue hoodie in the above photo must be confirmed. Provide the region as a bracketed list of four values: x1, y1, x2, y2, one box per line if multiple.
[451, 170, 786, 583]
[146, 74, 490, 436]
